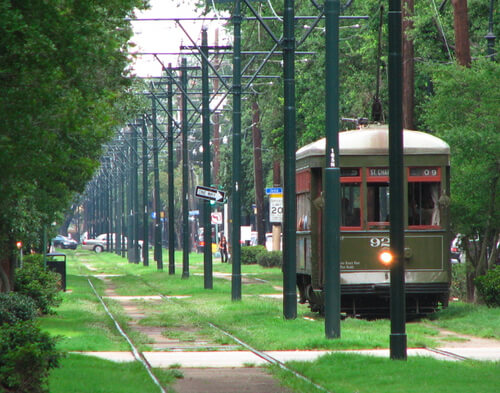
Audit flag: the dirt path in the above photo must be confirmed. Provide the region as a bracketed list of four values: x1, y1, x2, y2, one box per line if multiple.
[432, 327, 500, 348]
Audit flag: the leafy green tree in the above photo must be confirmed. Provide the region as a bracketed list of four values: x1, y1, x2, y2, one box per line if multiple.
[422, 59, 500, 301]
[0, 0, 147, 291]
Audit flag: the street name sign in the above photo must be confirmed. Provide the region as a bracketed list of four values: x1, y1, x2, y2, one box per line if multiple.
[266, 187, 283, 195]
[195, 185, 226, 203]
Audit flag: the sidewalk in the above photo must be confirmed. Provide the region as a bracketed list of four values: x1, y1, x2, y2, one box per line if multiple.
[75, 345, 500, 366]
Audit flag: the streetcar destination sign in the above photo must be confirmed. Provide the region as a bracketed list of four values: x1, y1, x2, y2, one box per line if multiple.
[195, 185, 225, 202]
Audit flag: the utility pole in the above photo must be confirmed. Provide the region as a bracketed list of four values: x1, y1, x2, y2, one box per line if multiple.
[485, 0, 496, 60]
[152, 92, 163, 269]
[402, 0, 415, 129]
[142, 115, 149, 266]
[232, 0, 242, 301]
[201, 28, 213, 289]
[167, 64, 176, 275]
[132, 121, 140, 264]
[324, 0, 341, 339]
[213, 28, 221, 184]
[252, 98, 265, 246]
[388, 0, 407, 360]
[283, 0, 297, 320]
[181, 57, 190, 279]
[452, 0, 471, 67]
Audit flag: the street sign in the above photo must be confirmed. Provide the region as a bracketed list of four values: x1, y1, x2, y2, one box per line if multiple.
[195, 185, 226, 203]
[266, 187, 283, 195]
[269, 196, 283, 223]
[211, 212, 223, 225]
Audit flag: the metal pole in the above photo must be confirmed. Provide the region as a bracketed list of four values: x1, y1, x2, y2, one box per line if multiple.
[142, 115, 149, 266]
[388, 0, 407, 360]
[283, 0, 297, 319]
[120, 148, 126, 258]
[152, 96, 163, 269]
[486, 0, 496, 60]
[231, 0, 242, 300]
[324, 0, 341, 338]
[133, 122, 140, 263]
[202, 28, 213, 289]
[181, 57, 190, 279]
[116, 153, 123, 256]
[127, 129, 134, 263]
[167, 64, 176, 275]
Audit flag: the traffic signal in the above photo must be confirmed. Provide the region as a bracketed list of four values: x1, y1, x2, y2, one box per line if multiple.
[16, 241, 22, 249]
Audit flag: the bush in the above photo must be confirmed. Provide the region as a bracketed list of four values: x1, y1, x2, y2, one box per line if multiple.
[257, 251, 283, 268]
[240, 245, 267, 265]
[14, 254, 62, 315]
[475, 266, 500, 307]
[0, 292, 37, 324]
[0, 320, 62, 393]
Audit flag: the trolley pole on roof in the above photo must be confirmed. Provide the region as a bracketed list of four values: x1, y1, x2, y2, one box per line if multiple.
[388, 0, 407, 360]
[231, 0, 242, 301]
[283, 0, 297, 320]
[324, 0, 341, 339]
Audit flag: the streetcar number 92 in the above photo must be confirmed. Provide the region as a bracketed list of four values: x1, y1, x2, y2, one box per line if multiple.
[370, 237, 390, 248]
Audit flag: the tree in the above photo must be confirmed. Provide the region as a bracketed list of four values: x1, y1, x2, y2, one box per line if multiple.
[0, 0, 147, 291]
[422, 60, 500, 301]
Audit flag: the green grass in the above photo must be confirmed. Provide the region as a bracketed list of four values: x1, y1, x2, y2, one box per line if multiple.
[42, 248, 500, 393]
[49, 354, 179, 393]
[272, 353, 500, 393]
[426, 301, 500, 339]
[39, 274, 131, 351]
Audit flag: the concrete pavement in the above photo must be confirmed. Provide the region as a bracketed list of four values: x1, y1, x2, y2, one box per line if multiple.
[74, 345, 500, 366]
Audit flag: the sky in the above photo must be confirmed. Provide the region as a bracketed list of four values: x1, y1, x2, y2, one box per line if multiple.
[130, 0, 230, 77]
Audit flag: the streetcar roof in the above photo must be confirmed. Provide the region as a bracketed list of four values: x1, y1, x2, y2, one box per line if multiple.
[296, 126, 450, 159]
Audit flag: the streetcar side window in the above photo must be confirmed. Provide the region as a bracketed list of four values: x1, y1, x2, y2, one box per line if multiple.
[341, 184, 361, 227]
[408, 167, 441, 228]
[296, 170, 312, 231]
[297, 193, 311, 230]
[408, 182, 441, 227]
[367, 183, 390, 224]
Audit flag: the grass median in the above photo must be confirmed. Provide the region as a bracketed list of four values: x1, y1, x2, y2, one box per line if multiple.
[42, 248, 499, 392]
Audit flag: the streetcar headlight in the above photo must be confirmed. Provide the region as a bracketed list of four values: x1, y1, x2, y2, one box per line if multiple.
[378, 249, 394, 266]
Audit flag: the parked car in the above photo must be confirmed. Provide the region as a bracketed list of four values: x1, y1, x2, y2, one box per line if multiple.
[52, 235, 78, 250]
[82, 233, 142, 253]
[450, 235, 462, 264]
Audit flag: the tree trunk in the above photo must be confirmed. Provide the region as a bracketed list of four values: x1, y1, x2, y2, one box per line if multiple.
[0, 235, 15, 292]
[252, 99, 266, 246]
[272, 160, 282, 251]
[451, 0, 471, 67]
[402, 0, 415, 129]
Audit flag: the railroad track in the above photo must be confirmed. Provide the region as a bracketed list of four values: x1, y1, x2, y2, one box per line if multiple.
[85, 265, 478, 393]
[86, 270, 334, 393]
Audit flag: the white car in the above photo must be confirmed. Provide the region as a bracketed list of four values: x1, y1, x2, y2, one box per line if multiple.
[82, 233, 142, 253]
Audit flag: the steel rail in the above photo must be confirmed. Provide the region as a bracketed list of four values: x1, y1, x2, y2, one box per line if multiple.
[87, 278, 169, 393]
[425, 347, 470, 361]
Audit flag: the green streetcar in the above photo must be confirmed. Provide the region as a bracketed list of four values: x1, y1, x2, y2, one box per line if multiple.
[295, 125, 451, 318]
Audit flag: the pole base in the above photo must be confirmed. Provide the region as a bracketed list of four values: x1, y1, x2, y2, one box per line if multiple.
[390, 333, 407, 360]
